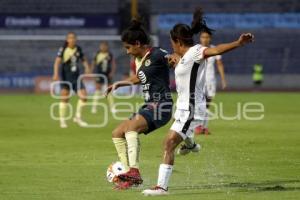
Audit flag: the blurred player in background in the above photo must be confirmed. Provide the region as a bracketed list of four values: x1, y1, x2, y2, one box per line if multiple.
[52, 32, 90, 128]
[143, 8, 254, 196]
[194, 27, 227, 135]
[91, 41, 116, 113]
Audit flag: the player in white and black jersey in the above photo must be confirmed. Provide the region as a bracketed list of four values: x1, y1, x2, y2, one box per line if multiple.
[143, 8, 254, 196]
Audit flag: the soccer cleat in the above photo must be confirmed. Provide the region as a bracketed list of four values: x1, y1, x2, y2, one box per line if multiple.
[203, 128, 210, 135]
[114, 180, 133, 190]
[60, 120, 68, 128]
[73, 117, 88, 127]
[194, 125, 204, 135]
[142, 186, 169, 196]
[177, 143, 201, 155]
[117, 168, 143, 185]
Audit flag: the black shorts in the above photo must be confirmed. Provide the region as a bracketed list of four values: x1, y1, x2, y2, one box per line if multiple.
[254, 80, 263, 85]
[60, 81, 85, 92]
[95, 74, 112, 84]
[130, 101, 173, 134]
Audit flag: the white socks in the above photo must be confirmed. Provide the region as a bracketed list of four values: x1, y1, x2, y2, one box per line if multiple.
[92, 90, 101, 108]
[59, 102, 68, 121]
[112, 137, 129, 171]
[125, 131, 140, 169]
[75, 99, 85, 118]
[157, 164, 173, 190]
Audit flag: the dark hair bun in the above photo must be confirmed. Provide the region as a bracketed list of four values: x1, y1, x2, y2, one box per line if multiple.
[129, 19, 143, 30]
[121, 18, 150, 45]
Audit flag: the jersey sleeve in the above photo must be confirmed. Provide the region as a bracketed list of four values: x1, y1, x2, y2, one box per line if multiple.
[192, 45, 208, 63]
[215, 54, 222, 60]
[158, 48, 172, 67]
[57, 47, 64, 58]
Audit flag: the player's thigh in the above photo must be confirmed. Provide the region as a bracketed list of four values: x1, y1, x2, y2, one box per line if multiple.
[112, 114, 148, 138]
[126, 114, 149, 133]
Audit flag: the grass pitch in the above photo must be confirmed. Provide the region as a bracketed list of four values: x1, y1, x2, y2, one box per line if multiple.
[0, 92, 299, 200]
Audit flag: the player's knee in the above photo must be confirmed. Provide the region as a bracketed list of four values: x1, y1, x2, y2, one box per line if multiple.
[124, 121, 141, 133]
[112, 127, 124, 138]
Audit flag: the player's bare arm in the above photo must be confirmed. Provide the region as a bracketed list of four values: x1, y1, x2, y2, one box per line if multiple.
[82, 58, 91, 74]
[166, 53, 180, 68]
[204, 33, 254, 57]
[105, 74, 140, 96]
[53, 57, 62, 81]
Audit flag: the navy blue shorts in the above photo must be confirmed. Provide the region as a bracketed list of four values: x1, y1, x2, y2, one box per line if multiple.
[95, 74, 112, 84]
[60, 81, 85, 93]
[130, 101, 173, 134]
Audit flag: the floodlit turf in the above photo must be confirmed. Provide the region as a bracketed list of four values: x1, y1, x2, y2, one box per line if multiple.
[0, 92, 299, 200]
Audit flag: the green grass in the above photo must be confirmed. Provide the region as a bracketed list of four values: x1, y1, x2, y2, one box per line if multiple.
[0, 92, 299, 200]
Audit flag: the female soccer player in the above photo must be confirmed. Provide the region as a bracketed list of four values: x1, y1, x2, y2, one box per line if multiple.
[91, 41, 116, 113]
[52, 32, 90, 128]
[142, 8, 254, 196]
[105, 19, 174, 189]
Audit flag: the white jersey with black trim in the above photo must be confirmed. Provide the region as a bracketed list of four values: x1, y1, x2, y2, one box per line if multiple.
[174, 44, 207, 119]
[205, 45, 222, 82]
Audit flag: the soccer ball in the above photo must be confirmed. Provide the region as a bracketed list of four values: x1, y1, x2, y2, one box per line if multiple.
[106, 161, 128, 184]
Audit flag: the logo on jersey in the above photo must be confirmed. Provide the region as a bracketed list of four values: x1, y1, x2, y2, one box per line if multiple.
[144, 59, 151, 67]
[138, 71, 147, 84]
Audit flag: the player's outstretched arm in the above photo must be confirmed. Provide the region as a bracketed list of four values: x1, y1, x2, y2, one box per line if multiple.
[204, 33, 254, 58]
[105, 74, 140, 96]
[53, 57, 61, 81]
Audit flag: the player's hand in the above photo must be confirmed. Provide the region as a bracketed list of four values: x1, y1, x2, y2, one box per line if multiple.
[221, 80, 227, 89]
[166, 54, 180, 68]
[238, 33, 254, 46]
[52, 74, 59, 81]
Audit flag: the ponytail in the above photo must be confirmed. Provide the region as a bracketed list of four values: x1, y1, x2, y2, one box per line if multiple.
[191, 7, 214, 35]
[170, 7, 214, 46]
